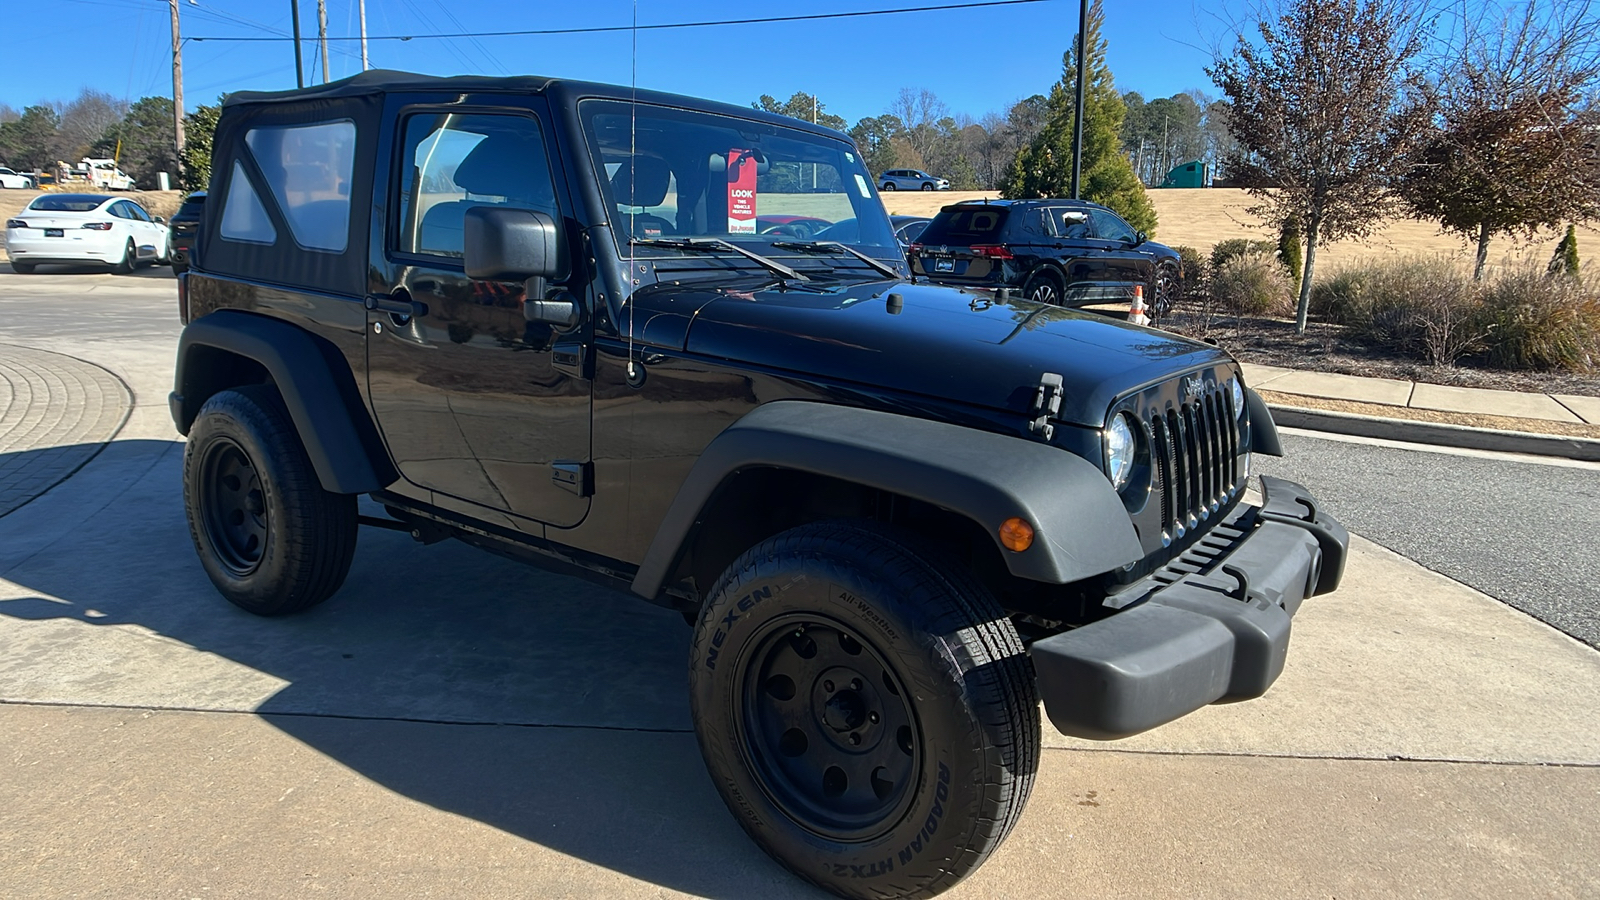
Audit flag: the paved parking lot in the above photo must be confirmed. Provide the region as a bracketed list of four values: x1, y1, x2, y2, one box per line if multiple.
[1, 268, 1597, 898]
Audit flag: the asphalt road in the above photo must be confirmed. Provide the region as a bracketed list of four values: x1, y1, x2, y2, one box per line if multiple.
[1256, 433, 1600, 648]
[4, 263, 1597, 652]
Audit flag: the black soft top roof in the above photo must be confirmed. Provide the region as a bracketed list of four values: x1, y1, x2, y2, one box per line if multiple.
[222, 69, 848, 140]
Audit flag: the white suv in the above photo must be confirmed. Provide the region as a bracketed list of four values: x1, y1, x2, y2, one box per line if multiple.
[0, 167, 36, 189]
[879, 168, 949, 191]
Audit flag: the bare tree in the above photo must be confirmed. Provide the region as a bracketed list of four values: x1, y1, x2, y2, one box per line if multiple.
[1400, 0, 1600, 279]
[1209, 0, 1430, 332]
[890, 88, 951, 165]
[55, 89, 129, 161]
[0, 104, 19, 125]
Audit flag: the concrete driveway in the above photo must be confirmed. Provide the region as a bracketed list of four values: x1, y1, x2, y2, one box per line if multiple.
[1, 269, 1597, 898]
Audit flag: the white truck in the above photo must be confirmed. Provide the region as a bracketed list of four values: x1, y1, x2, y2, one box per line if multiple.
[79, 158, 136, 190]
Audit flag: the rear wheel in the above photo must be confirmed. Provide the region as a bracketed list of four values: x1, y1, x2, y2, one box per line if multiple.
[1150, 261, 1180, 319]
[1022, 268, 1065, 306]
[183, 384, 358, 616]
[689, 522, 1039, 899]
[881, 182, 896, 191]
[112, 239, 135, 275]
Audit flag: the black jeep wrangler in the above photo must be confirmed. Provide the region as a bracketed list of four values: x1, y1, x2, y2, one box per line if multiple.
[171, 71, 1347, 900]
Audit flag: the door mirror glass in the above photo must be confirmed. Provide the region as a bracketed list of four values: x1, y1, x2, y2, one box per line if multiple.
[464, 207, 563, 282]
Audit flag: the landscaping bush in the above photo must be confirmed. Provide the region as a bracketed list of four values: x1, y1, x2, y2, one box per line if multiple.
[1278, 216, 1303, 287]
[1479, 266, 1600, 371]
[1173, 244, 1206, 301]
[1209, 238, 1276, 272]
[1312, 256, 1486, 366]
[1209, 250, 1294, 317]
[1548, 225, 1581, 279]
[1309, 267, 1368, 323]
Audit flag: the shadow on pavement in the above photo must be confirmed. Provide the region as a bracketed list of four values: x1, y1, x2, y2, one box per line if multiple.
[0, 438, 817, 898]
[6, 261, 175, 278]
[0, 442, 118, 517]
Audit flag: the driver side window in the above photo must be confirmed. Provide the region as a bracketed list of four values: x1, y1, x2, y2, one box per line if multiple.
[1089, 209, 1135, 244]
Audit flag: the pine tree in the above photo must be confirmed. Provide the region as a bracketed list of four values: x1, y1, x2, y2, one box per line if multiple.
[1278, 215, 1304, 289]
[1001, 0, 1158, 235]
[1548, 224, 1581, 278]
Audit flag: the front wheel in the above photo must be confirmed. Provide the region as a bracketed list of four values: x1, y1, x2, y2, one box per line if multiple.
[920, 183, 934, 191]
[183, 384, 358, 615]
[689, 522, 1039, 899]
[11, 261, 36, 274]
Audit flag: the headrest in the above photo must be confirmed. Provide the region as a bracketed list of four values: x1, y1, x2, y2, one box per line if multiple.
[611, 156, 671, 208]
[453, 135, 549, 203]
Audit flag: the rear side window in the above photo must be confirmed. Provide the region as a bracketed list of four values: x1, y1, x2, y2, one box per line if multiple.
[220, 160, 277, 244]
[918, 207, 1009, 244]
[244, 120, 357, 251]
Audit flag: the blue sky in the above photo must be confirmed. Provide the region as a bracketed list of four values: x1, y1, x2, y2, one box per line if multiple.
[3, 0, 1228, 123]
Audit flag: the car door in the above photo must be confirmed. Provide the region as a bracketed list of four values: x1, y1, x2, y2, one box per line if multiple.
[1087, 208, 1154, 302]
[1043, 206, 1099, 303]
[121, 200, 162, 260]
[366, 96, 593, 529]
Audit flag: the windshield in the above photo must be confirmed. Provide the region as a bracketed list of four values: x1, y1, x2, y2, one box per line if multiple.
[580, 100, 898, 254]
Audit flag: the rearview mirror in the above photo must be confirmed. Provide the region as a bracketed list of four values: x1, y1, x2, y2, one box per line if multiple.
[464, 207, 565, 282]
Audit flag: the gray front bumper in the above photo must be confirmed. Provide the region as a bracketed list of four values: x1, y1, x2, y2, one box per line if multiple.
[1031, 476, 1349, 740]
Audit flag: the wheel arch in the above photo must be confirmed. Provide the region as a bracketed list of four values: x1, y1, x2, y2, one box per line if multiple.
[172, 310, 396, 494]
[631, 401, 1144, 604]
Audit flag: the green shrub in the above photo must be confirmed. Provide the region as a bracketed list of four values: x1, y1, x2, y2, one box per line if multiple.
[1309, 267, 1368, 323]
[1479, 266, 1600, 371]
[1278, 216, 1303, 287]
[1209, 250, 1294, 316]
[1312, 256, 1485, 366]
[1209, 238, 1276, 272]
[1173, 245, 1206, 302]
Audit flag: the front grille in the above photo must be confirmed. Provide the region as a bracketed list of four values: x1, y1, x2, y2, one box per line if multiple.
[1148, 384, 1242, 543]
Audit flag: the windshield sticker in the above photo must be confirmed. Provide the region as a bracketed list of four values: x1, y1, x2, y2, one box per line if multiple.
[854, 173, 871, 198]
[728, 148, 758, 234]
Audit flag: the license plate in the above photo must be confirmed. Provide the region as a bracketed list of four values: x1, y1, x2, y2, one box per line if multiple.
[934, 259, 955, 273]
[45, 228, 63, 237]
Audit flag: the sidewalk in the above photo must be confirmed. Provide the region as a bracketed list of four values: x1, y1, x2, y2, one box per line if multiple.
[1242, 361, 1600, 460]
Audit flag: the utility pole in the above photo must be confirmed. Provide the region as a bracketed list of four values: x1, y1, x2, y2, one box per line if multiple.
[290, 0, 305, 87]
[1069, 0, 1087, 199]
[317, 0, 330, 83]
[169, 0, 185, 186]
[359, 0, 369, 70]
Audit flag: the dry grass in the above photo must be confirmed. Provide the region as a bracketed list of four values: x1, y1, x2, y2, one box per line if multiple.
[881, 188, 1600, 272]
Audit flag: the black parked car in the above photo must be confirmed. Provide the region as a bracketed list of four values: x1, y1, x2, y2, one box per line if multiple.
[171, 70, 1345, 900]
[167, 191, 205, 273]
[910, 198, 1183, 317]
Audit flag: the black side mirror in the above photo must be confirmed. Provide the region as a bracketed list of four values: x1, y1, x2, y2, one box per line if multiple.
[464, 207, 565, 282]
[1133, 231, 1147, 246]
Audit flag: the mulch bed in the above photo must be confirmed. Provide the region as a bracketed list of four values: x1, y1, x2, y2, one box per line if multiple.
[1161, 311, 1600, 399]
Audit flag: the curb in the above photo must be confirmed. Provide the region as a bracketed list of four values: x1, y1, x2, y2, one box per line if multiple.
[1267, 404, 1600, 462]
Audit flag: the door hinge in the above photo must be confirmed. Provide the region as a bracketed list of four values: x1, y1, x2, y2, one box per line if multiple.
[552, 340, 591, 379]
[1029, 372, 1063, 441]
[551, 460, 594, 497]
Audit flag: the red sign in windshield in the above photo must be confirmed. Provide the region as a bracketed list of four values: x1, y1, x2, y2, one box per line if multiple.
[727, 148, 757, 234]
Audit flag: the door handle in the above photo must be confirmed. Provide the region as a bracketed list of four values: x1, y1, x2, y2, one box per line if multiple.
[365, 294, 428, 318]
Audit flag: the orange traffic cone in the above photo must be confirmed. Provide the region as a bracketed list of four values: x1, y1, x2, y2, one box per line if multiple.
[1128, 285, 1151, 326]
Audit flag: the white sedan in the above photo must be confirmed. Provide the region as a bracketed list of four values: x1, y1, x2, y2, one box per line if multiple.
[0, 167, 35, 189]
[5, 193, 170, 274]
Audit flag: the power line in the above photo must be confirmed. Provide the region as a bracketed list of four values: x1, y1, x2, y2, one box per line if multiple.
[190, 0, 1050, 42]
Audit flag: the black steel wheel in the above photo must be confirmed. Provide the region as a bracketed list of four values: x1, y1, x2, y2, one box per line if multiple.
[183, 384, 357, 616]
[196, 437, 268, 576]
[690, 522, 1039, 899]
[736, 614, 921, 842]
[1023, 268, 1064, 306]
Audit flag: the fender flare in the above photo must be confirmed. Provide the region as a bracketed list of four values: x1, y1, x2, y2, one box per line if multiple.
[171, 310, 395, 494]
[630, 401, 1144, 600]
[1246, 387, 1284, 457]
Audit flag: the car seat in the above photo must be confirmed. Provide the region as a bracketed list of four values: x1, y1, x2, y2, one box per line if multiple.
[610, 156, 674, 240]
[418, 134, 557, 257]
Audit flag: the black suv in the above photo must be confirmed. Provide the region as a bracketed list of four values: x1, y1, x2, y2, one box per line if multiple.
[166, 190, 205, 273]
[172, 70, 1345, 900]
[911, 198, 1183, 316]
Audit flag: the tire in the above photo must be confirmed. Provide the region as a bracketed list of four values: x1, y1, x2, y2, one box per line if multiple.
[1150, 262, 1180, 319]
[183, 384, 358, 616]
[11, 261, 36, 274]
[881, 182, 896, 191]
[689, 522, 1039, 899]
[112, 239, 135, 275]
[920, 183, 934, 191]
[1022, 269, 1065, 306]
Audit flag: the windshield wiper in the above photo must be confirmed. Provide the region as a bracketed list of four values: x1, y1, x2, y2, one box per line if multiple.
[770, 240, 901, 280]
[628, 237, 808, 283]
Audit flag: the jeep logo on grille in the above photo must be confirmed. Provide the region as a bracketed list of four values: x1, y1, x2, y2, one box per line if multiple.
[1181, 376, 1205, 403]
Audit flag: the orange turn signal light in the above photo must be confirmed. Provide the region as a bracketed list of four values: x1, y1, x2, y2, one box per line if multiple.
[999, 517, 1035, 552]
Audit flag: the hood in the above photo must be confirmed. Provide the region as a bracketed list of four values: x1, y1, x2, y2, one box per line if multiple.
[630, 277, 1233, 428]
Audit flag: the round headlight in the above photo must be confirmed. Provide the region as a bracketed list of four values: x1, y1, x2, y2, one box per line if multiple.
[1231, 377, 1246, 419]
[1105, 413, 1137, 491]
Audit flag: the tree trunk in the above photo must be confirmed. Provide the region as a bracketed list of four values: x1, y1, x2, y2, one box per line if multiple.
[1296, 216, 1320, 334]
[1473, 222, 1491, 281]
